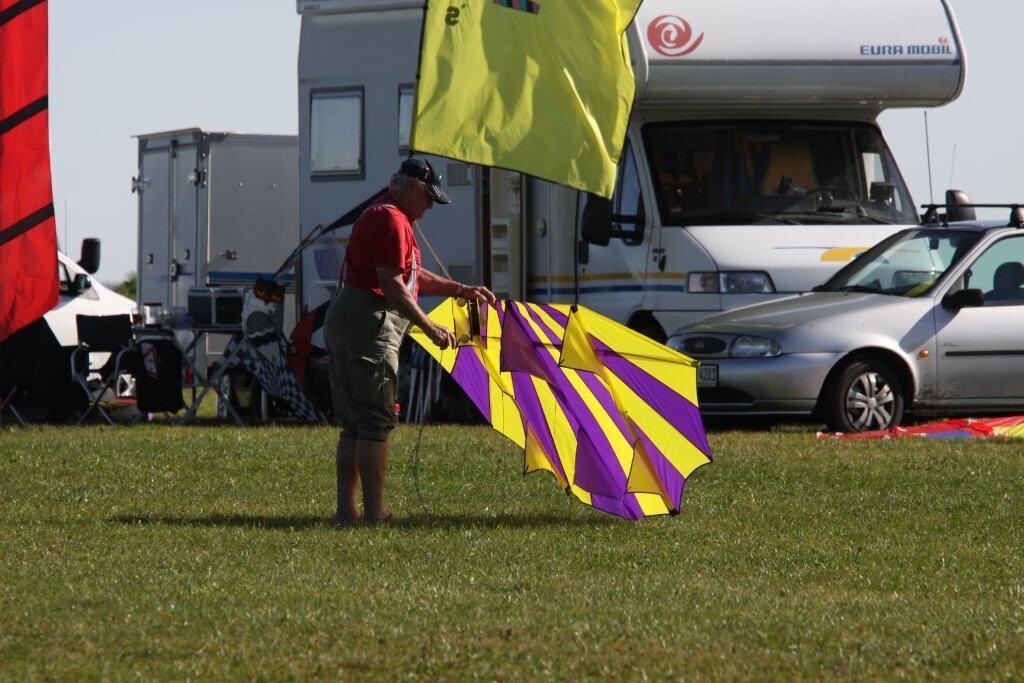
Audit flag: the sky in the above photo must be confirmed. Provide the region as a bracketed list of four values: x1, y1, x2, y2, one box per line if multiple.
[49, 1, 1023, 285]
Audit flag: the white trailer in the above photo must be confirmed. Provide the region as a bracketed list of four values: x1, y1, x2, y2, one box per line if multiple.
[295, 0, 966, 341]
[134, 129, 299, 362]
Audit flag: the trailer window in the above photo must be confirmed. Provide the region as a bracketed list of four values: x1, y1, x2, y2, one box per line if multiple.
[310, 89, 363, 177]
[643, 122, 918, 226]
[398, 85, 415, 153]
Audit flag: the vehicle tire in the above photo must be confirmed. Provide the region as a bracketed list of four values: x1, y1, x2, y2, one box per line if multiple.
[823, 359, 905, 433]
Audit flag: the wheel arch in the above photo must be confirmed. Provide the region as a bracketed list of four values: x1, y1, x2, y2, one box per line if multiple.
[627, 310, 667, 343]
[814, 347, 916, 417]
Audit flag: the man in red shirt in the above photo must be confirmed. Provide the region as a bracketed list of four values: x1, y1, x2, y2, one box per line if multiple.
[325, 158, 495, 523]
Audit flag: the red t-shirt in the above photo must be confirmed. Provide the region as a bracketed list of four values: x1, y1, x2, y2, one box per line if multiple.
[342, 197, 421, 300]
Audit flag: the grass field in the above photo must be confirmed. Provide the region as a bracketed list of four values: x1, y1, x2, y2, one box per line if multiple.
[2, 423, 1023, 679]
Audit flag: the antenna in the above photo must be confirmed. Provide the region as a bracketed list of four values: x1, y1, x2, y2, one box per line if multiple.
[948, 144, 958, 188]
[924, 112, 934, 204]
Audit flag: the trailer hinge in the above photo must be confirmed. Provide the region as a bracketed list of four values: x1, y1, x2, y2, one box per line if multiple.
[131, 176, 151, 194]
[188, 168, 206, 187]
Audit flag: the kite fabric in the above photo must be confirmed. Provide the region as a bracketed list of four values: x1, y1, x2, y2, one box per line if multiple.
[0, 0, 58, 342]
[411, 0, 643, 198]
[410, 299, 712, 520]
[819, 415, 1024, 441]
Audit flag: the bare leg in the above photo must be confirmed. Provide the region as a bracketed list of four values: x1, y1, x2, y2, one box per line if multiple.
[357, 438, 390, 522]
[336, 433, 361, 522]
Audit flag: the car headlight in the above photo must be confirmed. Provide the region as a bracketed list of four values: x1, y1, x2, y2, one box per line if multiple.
[687, 271, 776, 294]
[730, 335, 782, 358]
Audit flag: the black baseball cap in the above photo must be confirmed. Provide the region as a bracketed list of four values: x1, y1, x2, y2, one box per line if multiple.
[399, 157, 451, 205]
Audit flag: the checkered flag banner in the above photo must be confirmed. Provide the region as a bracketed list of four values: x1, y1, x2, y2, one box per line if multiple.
[221, 291, 326, 423]
[222, 334, 325, 424]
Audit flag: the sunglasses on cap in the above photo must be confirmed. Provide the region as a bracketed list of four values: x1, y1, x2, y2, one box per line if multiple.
[399, 157, 451, 204]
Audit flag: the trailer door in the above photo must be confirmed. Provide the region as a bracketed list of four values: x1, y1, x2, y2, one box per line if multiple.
[137, 147, 171, 309]
[170, 142, 200, 316]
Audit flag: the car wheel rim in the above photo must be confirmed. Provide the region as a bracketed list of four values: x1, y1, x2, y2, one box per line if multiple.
[845, 371, 895, 431]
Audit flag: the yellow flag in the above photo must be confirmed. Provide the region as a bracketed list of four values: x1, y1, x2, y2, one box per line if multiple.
[412, 0, 642, 199]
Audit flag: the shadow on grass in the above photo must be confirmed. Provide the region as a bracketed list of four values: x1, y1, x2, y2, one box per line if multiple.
[144, 418, 329, 429]
[110, 511, 619, 530]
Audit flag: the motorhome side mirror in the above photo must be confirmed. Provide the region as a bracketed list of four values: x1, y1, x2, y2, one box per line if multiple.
[73, 273, 92, 294]
[870, 182, 895, 204]
[581, 194, 612, 247]
[945, 189, 976, 222]
[942, 288, 984, 310]
[78, 238, 101, 274]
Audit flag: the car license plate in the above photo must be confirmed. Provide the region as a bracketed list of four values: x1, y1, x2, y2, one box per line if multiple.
[697, 364, 718, 388]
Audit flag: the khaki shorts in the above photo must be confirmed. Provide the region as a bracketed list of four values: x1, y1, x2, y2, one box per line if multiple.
[325, 286, 411, 442]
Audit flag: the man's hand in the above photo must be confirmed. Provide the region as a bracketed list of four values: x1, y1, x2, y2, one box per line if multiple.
[425, 322, 457, 350]
[458, 284, 497, 305]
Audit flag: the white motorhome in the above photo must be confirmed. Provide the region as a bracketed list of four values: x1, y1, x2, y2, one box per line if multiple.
[46, 244, 136, 347]
[295, 0, 965, 341]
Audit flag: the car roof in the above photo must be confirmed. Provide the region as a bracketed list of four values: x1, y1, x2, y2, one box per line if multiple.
[915, 220, 1019, 235]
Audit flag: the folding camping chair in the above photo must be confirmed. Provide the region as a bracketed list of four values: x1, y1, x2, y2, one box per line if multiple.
[0, 383, 26, 427]
[71, 314, 137, 425]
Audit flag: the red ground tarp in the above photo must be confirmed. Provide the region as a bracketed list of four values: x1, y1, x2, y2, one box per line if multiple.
[0, 0, 58, 342]
[818, 416, 1024, 440]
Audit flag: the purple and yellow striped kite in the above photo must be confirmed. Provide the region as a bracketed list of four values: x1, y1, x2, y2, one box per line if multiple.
[411, 299, 712, 520]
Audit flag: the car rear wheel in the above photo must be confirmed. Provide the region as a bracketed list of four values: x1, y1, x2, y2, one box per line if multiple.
[823, 359, 905, 433]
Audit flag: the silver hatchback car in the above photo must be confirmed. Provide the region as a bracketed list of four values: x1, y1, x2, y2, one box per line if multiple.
[668, 213, 1024, 432]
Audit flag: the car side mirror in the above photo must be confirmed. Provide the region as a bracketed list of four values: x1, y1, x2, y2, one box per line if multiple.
[942, 288, 984, 310]
[581, 194, 612, 246]
[78, 238, 101, 274]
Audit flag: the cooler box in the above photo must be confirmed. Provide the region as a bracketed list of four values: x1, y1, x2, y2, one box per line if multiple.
[187, 286, 245, 328]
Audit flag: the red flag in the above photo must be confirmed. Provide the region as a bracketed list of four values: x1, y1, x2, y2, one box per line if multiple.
[0, 0, 58, 342]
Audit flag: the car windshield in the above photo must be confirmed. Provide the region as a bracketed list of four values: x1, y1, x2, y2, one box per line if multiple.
[643, 122, 919, 227]
[815, 229, 982, 297]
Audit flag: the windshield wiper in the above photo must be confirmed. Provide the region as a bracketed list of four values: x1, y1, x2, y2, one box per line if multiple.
[773, 206, 896, 224]
[754, 213, 801, 225]
[851, 213, 896, 225]
[685, 211, 801, 226]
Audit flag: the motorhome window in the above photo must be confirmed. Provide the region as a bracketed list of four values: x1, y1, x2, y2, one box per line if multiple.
[854, 129, 911, 216]
[398, 85, 415, 152]
[643, 123, 918, 226]
[310, 89, 363, 176]
[612, 141, 644, 244]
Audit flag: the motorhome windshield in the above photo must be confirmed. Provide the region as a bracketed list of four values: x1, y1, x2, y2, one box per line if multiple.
[643, 122, 918, 227]
[816, 229, 981, 297]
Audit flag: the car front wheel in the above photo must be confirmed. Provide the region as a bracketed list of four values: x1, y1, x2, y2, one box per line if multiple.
[823, 360, 905, 433]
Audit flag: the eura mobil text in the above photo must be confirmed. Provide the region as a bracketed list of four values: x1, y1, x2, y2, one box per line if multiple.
[860, 39, 955, 56]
